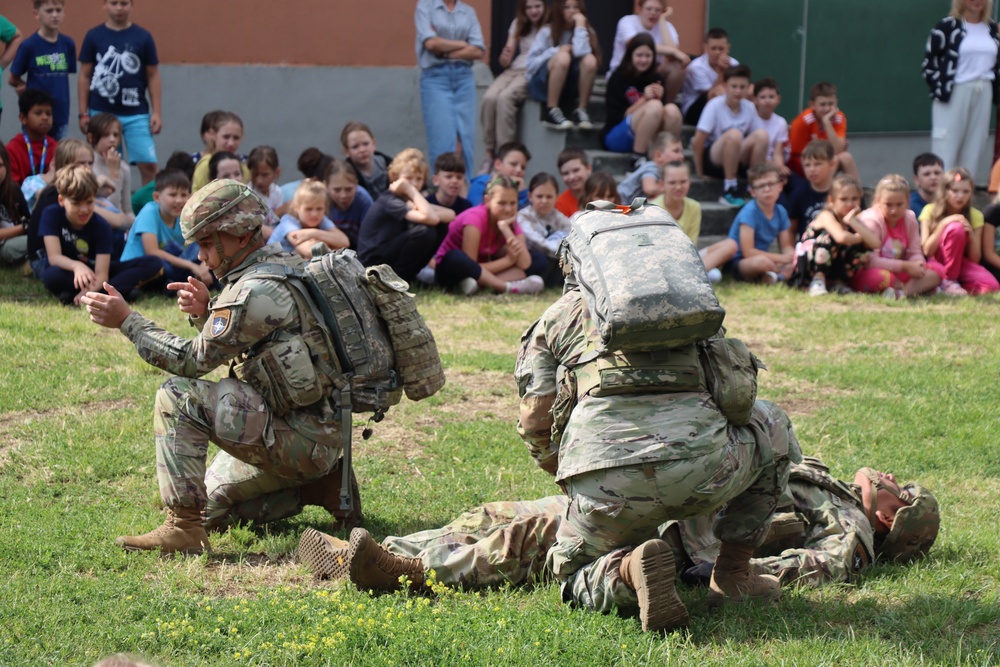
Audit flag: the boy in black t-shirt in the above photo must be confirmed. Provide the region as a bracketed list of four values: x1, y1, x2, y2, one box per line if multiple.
[38, 164, 160, 304]
[786, 140, 836, 241]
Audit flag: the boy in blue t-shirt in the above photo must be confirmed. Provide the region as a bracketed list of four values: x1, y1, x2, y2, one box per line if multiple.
[725, 162, 795, 283]
[120, 168, 211, 287]
[38, 164, 161, 304]
[466, 141, 529, 208]
[8, 0, 76, 140]
[78, 0, 161, 185]
[909, 152, 943, 216]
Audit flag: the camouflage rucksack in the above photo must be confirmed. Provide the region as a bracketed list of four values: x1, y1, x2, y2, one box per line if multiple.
[559, 200, 726, 352]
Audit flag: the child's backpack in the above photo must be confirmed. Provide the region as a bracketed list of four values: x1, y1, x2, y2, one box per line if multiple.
[246, 248, 445, 513]
[559, 199, 726, 352]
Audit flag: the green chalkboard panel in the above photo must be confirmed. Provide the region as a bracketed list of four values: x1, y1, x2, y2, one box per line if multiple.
[709, 0, 965, 133]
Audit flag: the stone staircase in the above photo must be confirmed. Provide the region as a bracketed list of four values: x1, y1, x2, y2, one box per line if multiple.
[517, 79, 735, 247]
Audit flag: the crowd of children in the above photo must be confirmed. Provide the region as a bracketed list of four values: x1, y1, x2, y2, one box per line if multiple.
[2, 1, 999, 304]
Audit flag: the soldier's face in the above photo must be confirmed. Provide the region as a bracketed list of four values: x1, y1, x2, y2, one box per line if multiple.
[854, 468, 907, 535]
[197, 231, 246, 270]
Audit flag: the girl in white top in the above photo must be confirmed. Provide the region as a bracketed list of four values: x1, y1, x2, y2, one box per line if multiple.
[86, 112, 134, 231]
[516, 172, 571, 257]
[607, 0, 690, 103]
[480, 0, 548, 165]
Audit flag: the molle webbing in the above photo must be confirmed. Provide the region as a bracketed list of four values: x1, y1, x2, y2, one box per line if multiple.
[573, 345, 706, 399]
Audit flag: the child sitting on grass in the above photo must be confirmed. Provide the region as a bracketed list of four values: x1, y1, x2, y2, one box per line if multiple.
[433, 176, 544, 295]
[517, 172, 571, 258]
[323, 159, 372, 250]
[918, 167, 999, 295]
[555, 147, 592, 216]
[427, 152, 472, 216]
[38, 164, 160, 304]
[341, 121, 391, 199]
[0, 143, 30, 266]
[791, 174, 878, 296]
[118, 168, 210, 289]
[910, 152, 943, 216]
[270, 179, 349, 258]
[723, 162, 795, 283]
[649, 160, 701, 244]
[466, 141, 530, 208]
[248, 145, 285, 217]
[853, 174, 943, 299]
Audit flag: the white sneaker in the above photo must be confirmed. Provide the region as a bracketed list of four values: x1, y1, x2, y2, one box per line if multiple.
[506, 275, 544, 295]
[882, 286, 902, 300]
[458, 277, 479, 295]
[808, 275, 828, 296]
[706, 268, 722, 284]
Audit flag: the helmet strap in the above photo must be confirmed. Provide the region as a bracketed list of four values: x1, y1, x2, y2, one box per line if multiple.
[211, 228, 263, 277]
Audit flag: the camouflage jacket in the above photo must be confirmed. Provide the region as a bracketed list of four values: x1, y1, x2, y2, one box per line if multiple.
[515, 290, 729, 483]
[119, 245, 340, 442]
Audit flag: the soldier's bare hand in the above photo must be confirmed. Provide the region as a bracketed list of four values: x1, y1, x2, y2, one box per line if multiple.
[81, 283, 132, 329]
[168, 276, 210, 317]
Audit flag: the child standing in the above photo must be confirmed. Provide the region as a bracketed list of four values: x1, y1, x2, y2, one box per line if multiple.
[853, 175, 943, 298]
[555, 147, 592, 216]
[524, 0, 601, 130]
[918, 167, 1000, 295]
[38, 164, 160, 304]
[481, 0, 547, 165]
[788, 82, 859, 180]
[467, 141, 530, 207]
[690, 65, 769, 207]
[517, 172, 571, 258]
[341, 122, 392, 200]
[616, 131, 682, 203]
[751, 78, 790, 176]
[247, 145, 283, 214]
[357, 149, 451, 282]
[792, 175, 879, 296]
[6, 89, 57, 185]
[78, 0, 161, 185]
[910, 153, 944, 216]
[191, 112, 249, 191]
[0, 143, 30, 266]
[119, 168, 209, 287]
[323, 159, 372, 250]
[87, 112, 134, 224]
[787, 140, 837, 240]
[8, 0, 76, 140]
[270, 179, 348, 259]
[433, 176, 544, 295]
[649, 161, 701, 244]
[601, 33, 681, 165]
[724, 162, 795, 283]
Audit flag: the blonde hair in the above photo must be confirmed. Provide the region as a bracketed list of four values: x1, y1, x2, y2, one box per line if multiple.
[291, 179, 328, 211]
[927, 166, 974, 234]
[873, 174, 910, 202]
[951, 0, 993, 21]
[54, 164, 98, 200]
[387, 148, 428, 184]
[54, 139, 93, 170]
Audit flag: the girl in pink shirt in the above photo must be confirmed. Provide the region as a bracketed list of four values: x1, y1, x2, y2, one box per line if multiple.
[852, 174, 944, 298]
[433, 176, 544, 295]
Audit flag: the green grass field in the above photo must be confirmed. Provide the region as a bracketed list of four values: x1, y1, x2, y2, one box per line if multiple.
[1, 267, 999, 666]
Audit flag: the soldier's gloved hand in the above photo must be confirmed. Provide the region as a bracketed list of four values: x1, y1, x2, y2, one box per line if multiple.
[81, 283, 133, 330]
[680, 562, 714, 588]
[168, 276, 210, 318]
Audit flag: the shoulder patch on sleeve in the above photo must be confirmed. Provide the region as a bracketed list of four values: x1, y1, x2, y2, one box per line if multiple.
[209, 308, 232, 338]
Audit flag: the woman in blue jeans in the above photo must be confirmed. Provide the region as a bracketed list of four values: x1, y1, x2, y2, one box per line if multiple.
[414, 0, 485, 179]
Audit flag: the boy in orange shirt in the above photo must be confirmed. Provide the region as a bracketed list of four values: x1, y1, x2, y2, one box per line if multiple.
[788, 82, 859, 181]
[555, 148, 592, 217]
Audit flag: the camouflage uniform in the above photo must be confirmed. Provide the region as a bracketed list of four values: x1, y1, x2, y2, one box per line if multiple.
[120, 243, 342, 525]
[514, 290, 801, 615]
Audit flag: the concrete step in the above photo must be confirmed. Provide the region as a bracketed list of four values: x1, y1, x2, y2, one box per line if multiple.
[696, 234, 728, 251]
[700, 202, 738, 237]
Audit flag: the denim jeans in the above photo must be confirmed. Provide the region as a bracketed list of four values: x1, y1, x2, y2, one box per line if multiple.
[420, 62, 476, 179]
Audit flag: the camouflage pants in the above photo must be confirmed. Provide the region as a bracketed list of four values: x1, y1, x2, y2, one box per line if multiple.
[383, 496, 568, 589]
[550, 400, 801, 615]
[155, 377, 340, 523]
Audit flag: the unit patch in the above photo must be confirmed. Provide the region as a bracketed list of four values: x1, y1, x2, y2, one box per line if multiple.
[210, 308, 232, 337]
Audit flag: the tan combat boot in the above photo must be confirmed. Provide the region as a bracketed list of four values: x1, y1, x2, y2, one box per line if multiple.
[348, 528, 426, 593]
[618, 539, 690, 632]
[298, 528, 351, 580]
[115, 507, 211, 555]
[707, 542, 781, 608]
[299, 463, 363, 532]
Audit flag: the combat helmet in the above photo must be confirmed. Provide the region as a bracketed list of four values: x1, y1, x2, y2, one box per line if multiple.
[857, 467, 940, 562]
[181, 179, 266, 275]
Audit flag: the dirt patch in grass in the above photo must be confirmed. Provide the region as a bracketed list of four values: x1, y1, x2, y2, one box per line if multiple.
[758, 375, 856, 420]
[150, 555, 315, 598]
[436, 370, 517, 422]
[0, 397, 139, 467]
